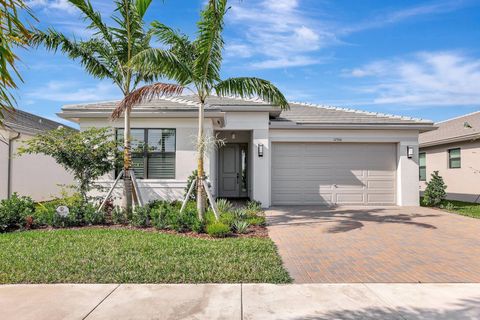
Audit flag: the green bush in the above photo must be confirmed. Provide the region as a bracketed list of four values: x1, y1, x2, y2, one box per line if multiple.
[216, 198, 233, 213]
[206, 222, 230, 238]
[423, 171, 447, 207]
[111, 207, 128, 224]
[233, 220, 250, 234]
[247, 215, 266, 226]
[130, 206, 150, 227]
[83, 204, 105, 225]
[246, 200, 262, 212]
[0, 193, 35, 232]
[219, 211, 235, 227]
[33, 203, 57, 227]
[150, 202, 176, 229]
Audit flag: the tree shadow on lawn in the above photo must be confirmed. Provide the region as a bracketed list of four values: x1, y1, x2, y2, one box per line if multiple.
[267, 207, 441, 233]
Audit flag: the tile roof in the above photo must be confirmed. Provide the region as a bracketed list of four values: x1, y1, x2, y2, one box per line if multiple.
[419, 111, 480, 146]
[3, 109, 75, 135]
[61, 95, 433, 126]
[274, 101, 431, 125]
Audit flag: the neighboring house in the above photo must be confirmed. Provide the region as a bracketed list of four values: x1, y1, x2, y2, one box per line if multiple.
[419, 111, 480, 203]
[0, 110, 76, 201]
[58, 96, 434, 207]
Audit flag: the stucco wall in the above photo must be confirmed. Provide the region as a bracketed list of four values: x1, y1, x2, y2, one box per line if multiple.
[76, 115, 423, 207]
[420, 140, 480, 203]
[0, 129, 75, 201]
[80, 117, 210, 203]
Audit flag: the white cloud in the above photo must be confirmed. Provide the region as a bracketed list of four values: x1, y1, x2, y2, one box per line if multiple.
[27, 81, 120, 103]
[225, 0, 473, 70]
[346, 52, 480, 106]
[27, 0, 76, 14]
[227, 0, 336, 69]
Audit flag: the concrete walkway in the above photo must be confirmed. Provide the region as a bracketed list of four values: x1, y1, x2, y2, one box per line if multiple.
[1, 284, 480, 320]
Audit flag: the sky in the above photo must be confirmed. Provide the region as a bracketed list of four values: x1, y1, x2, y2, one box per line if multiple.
[15, 0, 480, 126]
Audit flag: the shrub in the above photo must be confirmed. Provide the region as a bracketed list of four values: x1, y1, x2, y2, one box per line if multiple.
[83, 204, 105, 225]
[247, 215, 266, 226]
[232, 208, 247, 220]
[423, 171, 447, 207]
[33, 203, 56, 227]
[233, 220, 250, 234]
[112, 207, 128, 224]
[246, 200, 262, 212]
[0, 193, 35, 232]
[206, 222, 230, 238]
[130, 206, 150, 227]
[219, 211, 236, 227]
[445, 202, 455, 211]
[150, 202, 176, 229]
[216, 198, 233, 213]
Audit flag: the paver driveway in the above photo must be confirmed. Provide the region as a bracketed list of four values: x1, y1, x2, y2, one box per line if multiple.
[266, 206, 480, 283]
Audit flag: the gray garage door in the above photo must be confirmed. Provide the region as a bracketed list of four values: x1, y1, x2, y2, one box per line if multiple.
[271, 142, 396, 205]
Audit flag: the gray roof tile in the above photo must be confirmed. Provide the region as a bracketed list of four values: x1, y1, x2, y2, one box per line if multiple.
[419, 111, 480, 146]
[61, 95, 432, 126]
[3, 109, 75, 134]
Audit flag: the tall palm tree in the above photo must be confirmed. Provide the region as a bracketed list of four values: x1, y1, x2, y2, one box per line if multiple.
[1, 0, 34, 122]
[30, 0, 182, 209]
[113, 0, 289, 218]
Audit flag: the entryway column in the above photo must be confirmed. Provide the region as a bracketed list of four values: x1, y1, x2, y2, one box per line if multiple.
[252, 129, 269, 207]
[397, 141, 420, 206]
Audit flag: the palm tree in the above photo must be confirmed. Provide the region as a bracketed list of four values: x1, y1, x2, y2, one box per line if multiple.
[30, 0, 182, 209]
[1, 0, 34, 122]
[113, 0, 289, 218]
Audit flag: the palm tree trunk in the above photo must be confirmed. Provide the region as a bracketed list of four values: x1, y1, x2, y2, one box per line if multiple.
[196, 101, 206, 219]
[122, 108, 133, 211]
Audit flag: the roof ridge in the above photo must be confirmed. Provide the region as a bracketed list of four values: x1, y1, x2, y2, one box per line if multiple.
[289, 101, 432, 123]
[435, 110, 480, 124]
[63, 100, 120, 107]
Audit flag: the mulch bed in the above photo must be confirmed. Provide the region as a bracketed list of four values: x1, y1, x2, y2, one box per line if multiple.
[29, 224, 269, 239]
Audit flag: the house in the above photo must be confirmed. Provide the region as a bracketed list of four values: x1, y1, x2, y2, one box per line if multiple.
[58, 96, 434, 207]
[419, 111, 480, 203]
[0, 109, 76, 201]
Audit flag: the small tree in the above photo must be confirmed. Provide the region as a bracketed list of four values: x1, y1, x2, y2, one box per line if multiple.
[18, 127, 118, 201]
[423, 171, 447, 207]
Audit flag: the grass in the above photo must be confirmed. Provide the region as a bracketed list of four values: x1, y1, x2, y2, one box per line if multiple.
[0, 229, 291, 284]
[421, 197, 480, 219]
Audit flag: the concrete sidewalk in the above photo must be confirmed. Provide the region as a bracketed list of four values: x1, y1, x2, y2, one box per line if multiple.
[1, 283, 480, 320]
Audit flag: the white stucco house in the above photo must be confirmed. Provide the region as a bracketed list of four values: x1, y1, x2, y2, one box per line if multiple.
[0, 109, 75, 201]
[58, 96, 434, 207]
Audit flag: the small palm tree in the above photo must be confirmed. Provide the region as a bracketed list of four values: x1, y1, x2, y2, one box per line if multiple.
[113, 0, 289, 218]
[30, 0, 182, 209]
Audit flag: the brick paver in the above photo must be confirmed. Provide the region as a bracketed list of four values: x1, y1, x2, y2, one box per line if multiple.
[267, 206, 480, 283]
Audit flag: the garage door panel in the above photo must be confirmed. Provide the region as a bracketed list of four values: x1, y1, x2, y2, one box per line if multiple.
[271, 142, 396, 206]
[336, 193, 365, 204]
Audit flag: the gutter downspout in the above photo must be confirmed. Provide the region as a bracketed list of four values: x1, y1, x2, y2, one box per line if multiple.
[7, 132, 21, 199]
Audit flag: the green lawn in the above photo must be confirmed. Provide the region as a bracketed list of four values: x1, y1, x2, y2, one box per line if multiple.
[421, 198, 480, 219]
[0, 229, 291, 284]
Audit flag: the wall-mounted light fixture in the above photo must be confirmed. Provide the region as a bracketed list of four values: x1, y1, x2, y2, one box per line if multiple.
[231, 132, 236, 140]
[407, 146, 414, 159]
[258, 144, 264, 157]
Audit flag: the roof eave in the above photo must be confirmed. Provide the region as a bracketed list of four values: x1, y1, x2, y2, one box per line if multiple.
[269, 121, 436, 131]
[420, 133, 480, 148]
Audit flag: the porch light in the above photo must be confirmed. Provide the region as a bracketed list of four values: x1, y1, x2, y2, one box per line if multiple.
[407, 146, 414, 159]
[258, 144, 264, 157]
[231, 132, 236, 140]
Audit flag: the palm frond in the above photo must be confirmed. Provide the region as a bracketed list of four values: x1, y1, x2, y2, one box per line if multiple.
[193, 0, 228, 87]
[214, 77, 290, 110]
[129, 48, 193, 85]
[68, 0, 114, 44]
[30, 29, 115, 80]
[136, 0, 153, 18]
[112, 82, 184, 119]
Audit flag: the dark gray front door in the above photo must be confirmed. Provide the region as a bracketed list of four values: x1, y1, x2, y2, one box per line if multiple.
[218, 144, 248, 198]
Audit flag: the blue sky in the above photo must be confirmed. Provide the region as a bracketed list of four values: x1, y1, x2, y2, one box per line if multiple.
[16, 0, 480, 125]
